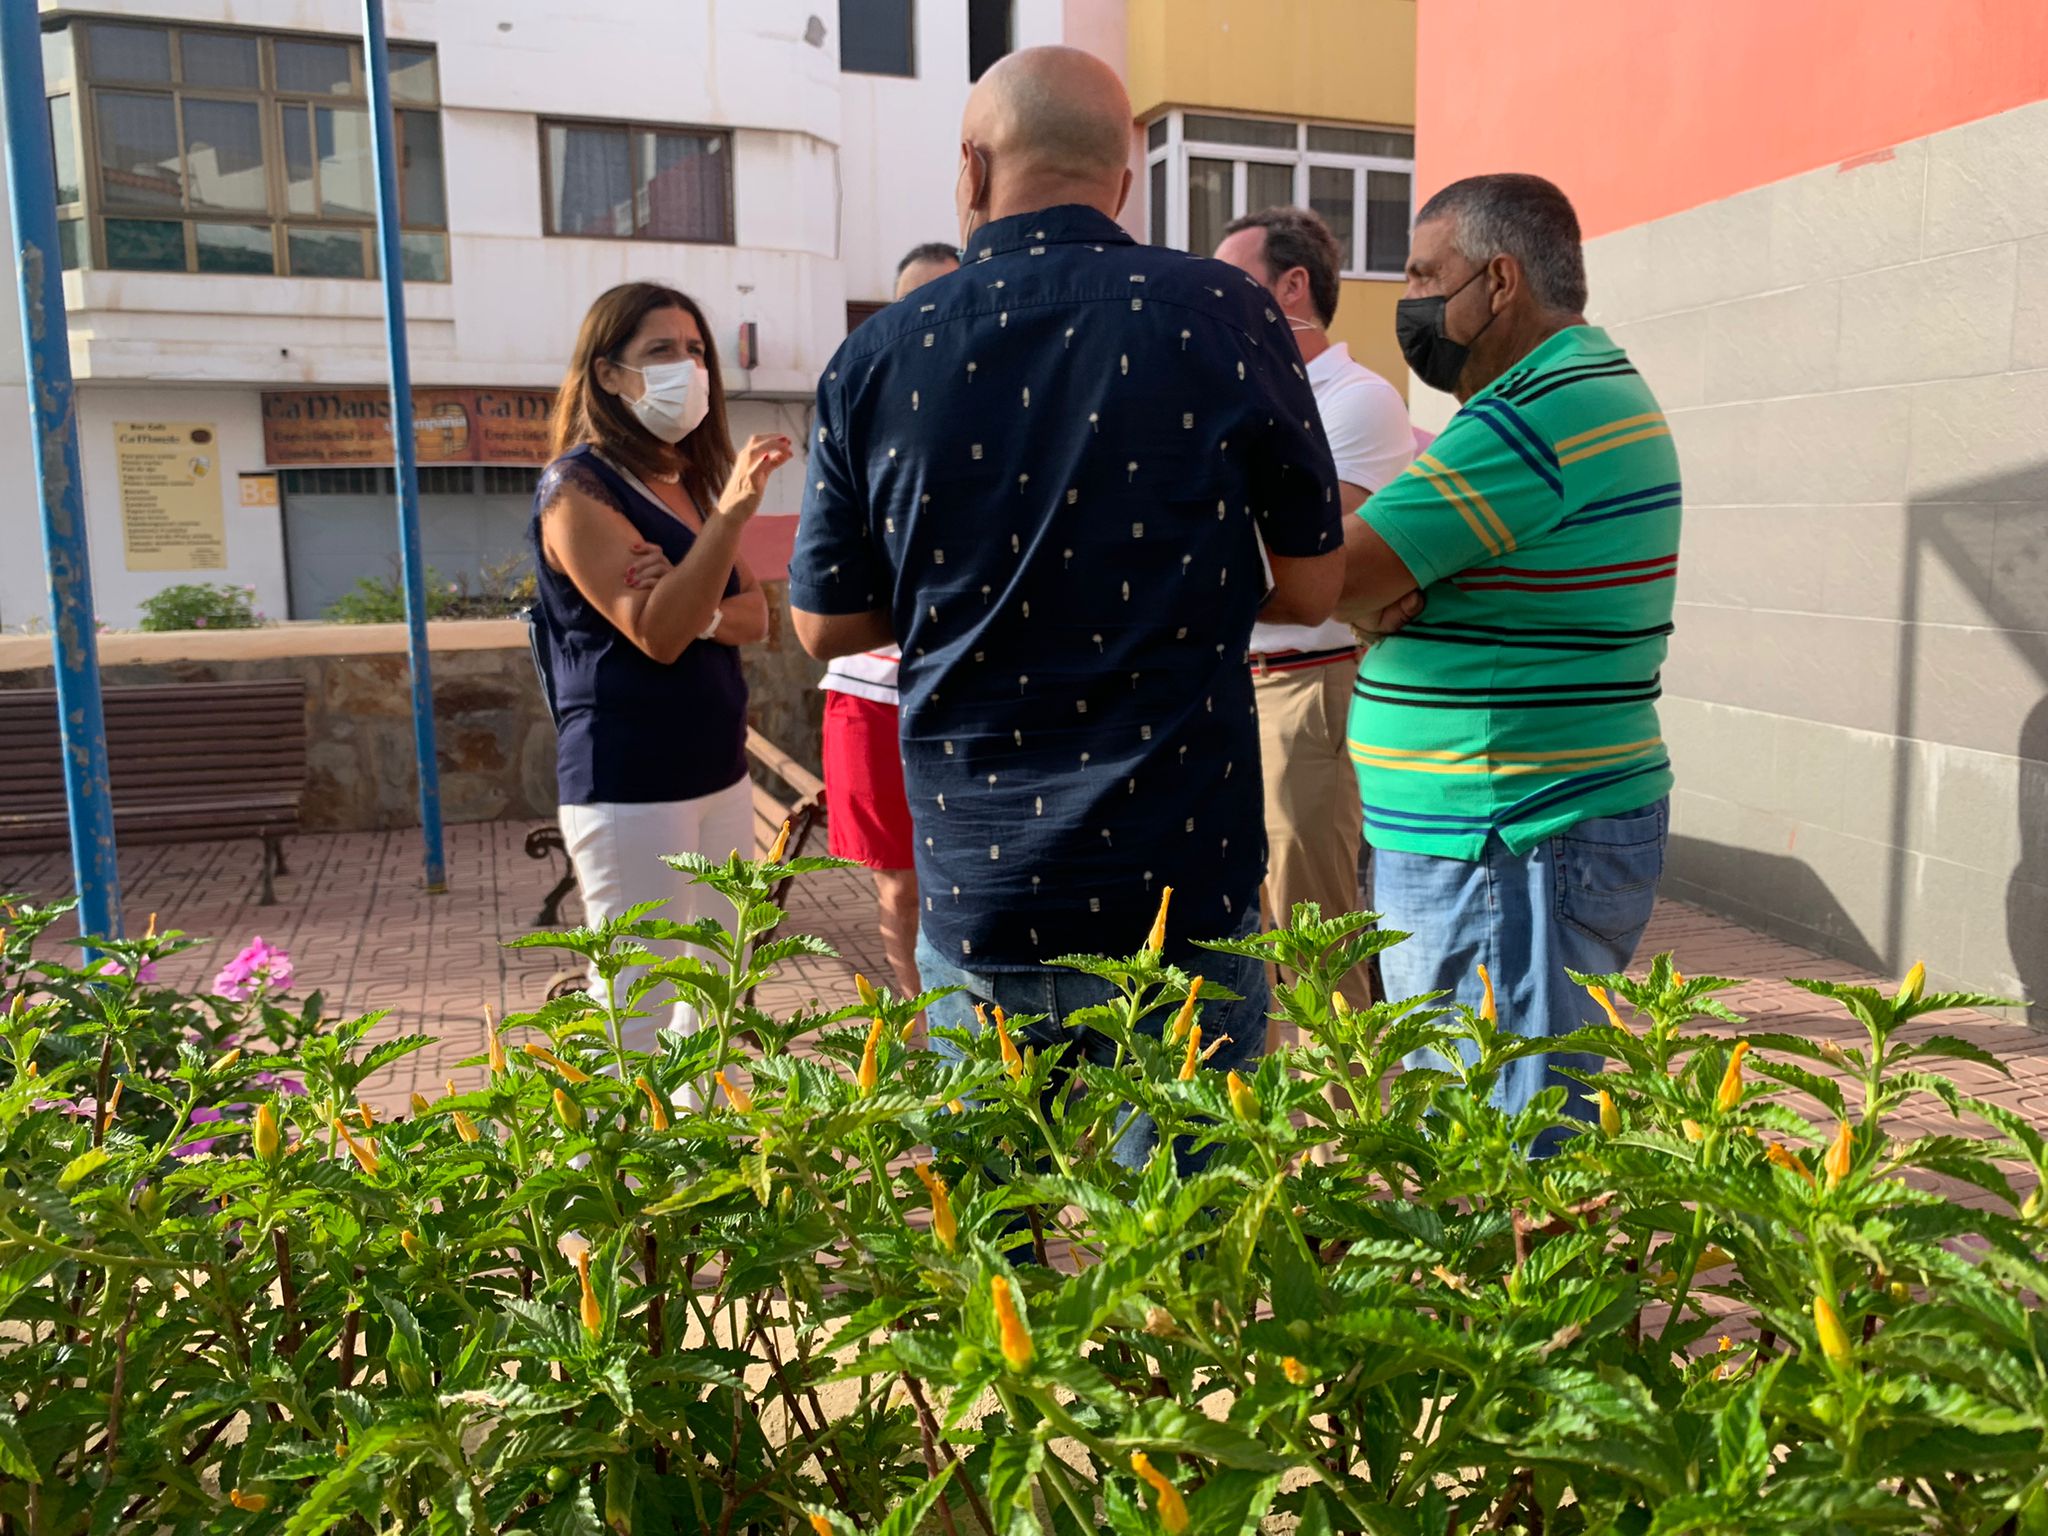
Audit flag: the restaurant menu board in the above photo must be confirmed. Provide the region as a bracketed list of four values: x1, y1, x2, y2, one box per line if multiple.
[260, 388, 556, 466]
[114, 421, 226, 571]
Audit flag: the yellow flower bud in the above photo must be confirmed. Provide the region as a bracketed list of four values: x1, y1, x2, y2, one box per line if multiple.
[1813, 1291, 1853, 1369]
[990, 1274, 1033, 1372]
[766, 819, 792, 864]
[991, 1006, 1024, 1080]
[218, 1048, 242, 1072]
[1281, 1356, 1313, 1387]
[807, 1516, 834, 1536]
[636, 1074, 672, 1129]
[714, 1069, 752, 1114]
[1899, 961, 1926, 1004]
[1671, 967, 1686, 989]
[1226, 1071, 1258, 1122]
[1587, 984, 1628, 1032]
[452, 1110, 480, 1143]
[1179, 1021, 1202, 1082]
[1889, 1280, 1910, 1302]
[1145, 885, 1174, 955]
[409, 1092, 431, 1117]
[1681, 1118, 1704, 1143]
[1170, 977, 1204, 1042]
[858, 1015, 884, 1097]
[400, 1230, 423, 1261]
[855, 972, 880, 1009]
[1823, 1119, 1853, 1188]
[1129, 1452, 1189, 1535]
[1696, 1245, 1735, 1271]
[336, 1119, 379, 1176]
[228, 1489, 270, 1512]
[145, 911, 158, 940]
[553, 1087, 582, 1133]
[1818, 1038, 1851, 1068]
[1597, 1090, 1620, 1138]
[577, 1248, 602, 1339]
[523, 1042, 592, 1084]
[912, 1161, 957, 1252]
[1716, 1040, 1750, 1113]
[1765, 1140, 1818, 1189]
[253, 1103, 281, 1165]
[485, 1006, 507, 1076]
[355, 1100, 376, 1132]
[1477, 962, 1497, 1023]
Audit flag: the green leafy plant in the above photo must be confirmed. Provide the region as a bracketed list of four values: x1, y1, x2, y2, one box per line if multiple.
[136, 582, 264, 633]
[323, 555, 533, 625]
[0, 865, 2039, 1534]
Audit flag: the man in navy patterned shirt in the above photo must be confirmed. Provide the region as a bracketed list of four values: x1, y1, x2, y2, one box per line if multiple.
[790, 47, 1342, 1151]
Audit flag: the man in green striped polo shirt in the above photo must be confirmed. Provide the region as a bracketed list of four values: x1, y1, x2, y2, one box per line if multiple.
[1339, 174, 1678, 1143]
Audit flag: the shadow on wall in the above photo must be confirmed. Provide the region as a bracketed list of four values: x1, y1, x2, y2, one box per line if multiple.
[1672, 463, 2045, 1024]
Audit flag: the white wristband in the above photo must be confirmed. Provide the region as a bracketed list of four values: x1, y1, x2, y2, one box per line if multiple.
[699, 607, 723, 640]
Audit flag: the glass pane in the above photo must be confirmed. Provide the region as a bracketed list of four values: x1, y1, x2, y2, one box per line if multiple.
[181, 32, 259, 88]
[95, 91, 183, 210]
[1184, 113, 1294, 149]
[1306, 125, 1413, 160]
[275, 38, 356, 96]
[390, 46, 439, 104]
[1310, 164, 1356, 270]
[86, 23, 171, 83]
[42, 26, 73, 92]
[1366, 169, 1411, 273]
[400, 230, 449, 282]
[546, 122, 631, 236]
[57, 219, 85, 270]
[315, 107, 375, 218]
[1146, 116, 1168, 151]
[182, 98, 266, 212]
[1186, 157, 1232, 260]
[105, 217, 186, 271]
[967, 0, 1010, 81]
[397, 111, 446, 228]
[288, 226, 365, 278]
[49, 96, 80, 204]
[1247, 161, 1293, 215]
[281, 105, 314, 215]
[838, 0, 915, 76]
[1148, 158, 1168, 246]
[195, 222, 273, 273]
[639, 129, 727, 241]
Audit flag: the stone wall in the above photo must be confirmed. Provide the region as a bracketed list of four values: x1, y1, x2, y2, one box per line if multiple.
[0, 584, 828, 833]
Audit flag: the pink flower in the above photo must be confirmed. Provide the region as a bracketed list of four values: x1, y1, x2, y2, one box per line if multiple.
[100, 957, 160, 985]
[212, 936, 294, 1002]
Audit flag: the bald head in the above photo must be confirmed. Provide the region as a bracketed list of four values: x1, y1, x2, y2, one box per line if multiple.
[956, 46, 1132, 237]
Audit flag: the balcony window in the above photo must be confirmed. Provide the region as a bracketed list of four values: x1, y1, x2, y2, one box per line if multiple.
[49, 20, 448, 280]
[840, 0, 915, 78]
[542, 120, 734, 245]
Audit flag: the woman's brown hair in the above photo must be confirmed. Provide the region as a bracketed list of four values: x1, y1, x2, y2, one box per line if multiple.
[549, 282, 736, 515]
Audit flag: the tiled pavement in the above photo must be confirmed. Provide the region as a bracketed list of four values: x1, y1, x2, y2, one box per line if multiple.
[3, 822, 2043, 1171]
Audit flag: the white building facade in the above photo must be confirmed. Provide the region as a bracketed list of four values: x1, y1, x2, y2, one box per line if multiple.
[0, 0, 1127, 630]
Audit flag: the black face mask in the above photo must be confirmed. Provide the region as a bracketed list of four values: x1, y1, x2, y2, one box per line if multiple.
[1395, 266, 1498, 393]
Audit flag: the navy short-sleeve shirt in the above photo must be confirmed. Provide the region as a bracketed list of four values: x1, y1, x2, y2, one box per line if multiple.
[789, 204, 1339, 968]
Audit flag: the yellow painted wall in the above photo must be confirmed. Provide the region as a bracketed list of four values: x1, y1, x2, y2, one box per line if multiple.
[1127, 0, 1416, 127]
[1329, 280, 1407, 401]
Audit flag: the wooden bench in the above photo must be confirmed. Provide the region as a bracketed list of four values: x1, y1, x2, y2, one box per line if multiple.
[524, 727, 826, 927]
[0, 680, 308, 904]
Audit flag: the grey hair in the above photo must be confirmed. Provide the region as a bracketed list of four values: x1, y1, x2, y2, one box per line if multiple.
[1415, 173, 1588, 314]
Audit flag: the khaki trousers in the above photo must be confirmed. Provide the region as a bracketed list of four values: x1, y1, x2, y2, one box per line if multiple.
[1254, 659, 1370, 1051]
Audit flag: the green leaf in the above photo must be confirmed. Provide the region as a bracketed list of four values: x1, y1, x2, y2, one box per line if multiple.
[986, 1432, 1046, 1518]
[1112, 1402, 1292, 1472]
[0, 1410, 40, 1484]
[57, 1146, 108, 1190]
[1715, 1356, 1778, 1498]
[873, 1463, 955, 1536]
[538, 1481, 604, 1536]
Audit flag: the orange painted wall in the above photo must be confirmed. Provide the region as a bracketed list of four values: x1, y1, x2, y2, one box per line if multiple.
[1415, 0, 2048, 238]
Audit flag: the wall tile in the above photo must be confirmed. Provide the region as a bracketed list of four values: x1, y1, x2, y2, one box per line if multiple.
[1605, 307, 1710, 410]
[1583, 221, 1658, 328]
[1906, 368, 2048, 504]
[1922, 97, 2048, 257]
[1703, 281, 1843, 402]
[1906, 622, 2048, 757]
[1645, 189, 1777, 314]
[2012, 234, 2048, 371]
[1838, 243, 2019, 387]
[1816, 503, 2000, 627]
[1990, 503, 2048, 632]
[1768, 138, 1927, 286]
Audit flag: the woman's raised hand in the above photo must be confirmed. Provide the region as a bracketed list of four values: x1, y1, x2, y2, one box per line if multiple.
[715, 434, 794, 523]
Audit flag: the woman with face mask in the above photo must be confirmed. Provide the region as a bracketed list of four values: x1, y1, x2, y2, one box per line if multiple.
[531, 282, 792, 1050]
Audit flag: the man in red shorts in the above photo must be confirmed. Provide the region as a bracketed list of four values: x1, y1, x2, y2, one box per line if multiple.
[818, 243, 959, 996]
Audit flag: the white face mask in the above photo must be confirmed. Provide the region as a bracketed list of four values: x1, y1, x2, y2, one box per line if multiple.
[616, 358, 709, 444]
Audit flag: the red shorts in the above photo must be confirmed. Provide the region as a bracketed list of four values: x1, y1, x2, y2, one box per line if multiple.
[821, 690, 915, 871]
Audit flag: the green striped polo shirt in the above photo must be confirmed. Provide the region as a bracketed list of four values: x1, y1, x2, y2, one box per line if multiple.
[1350, 325, 1680, 860]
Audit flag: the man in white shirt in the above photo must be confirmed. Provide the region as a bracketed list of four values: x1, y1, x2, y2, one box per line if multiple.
[1216, 207, 1415, 1016]
[817, 242, 960, 998]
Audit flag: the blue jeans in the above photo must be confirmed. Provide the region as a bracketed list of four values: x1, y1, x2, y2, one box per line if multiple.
[915, 905, 1268, 1170]
[1373, 799, 1668, 1133]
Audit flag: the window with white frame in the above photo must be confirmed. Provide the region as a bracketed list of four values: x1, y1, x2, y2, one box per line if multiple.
[1144, 112, 1413, 279]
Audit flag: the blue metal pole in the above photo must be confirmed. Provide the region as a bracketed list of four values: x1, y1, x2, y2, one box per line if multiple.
[362, 0, 446, 893]
[1, 5, 122, 943]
